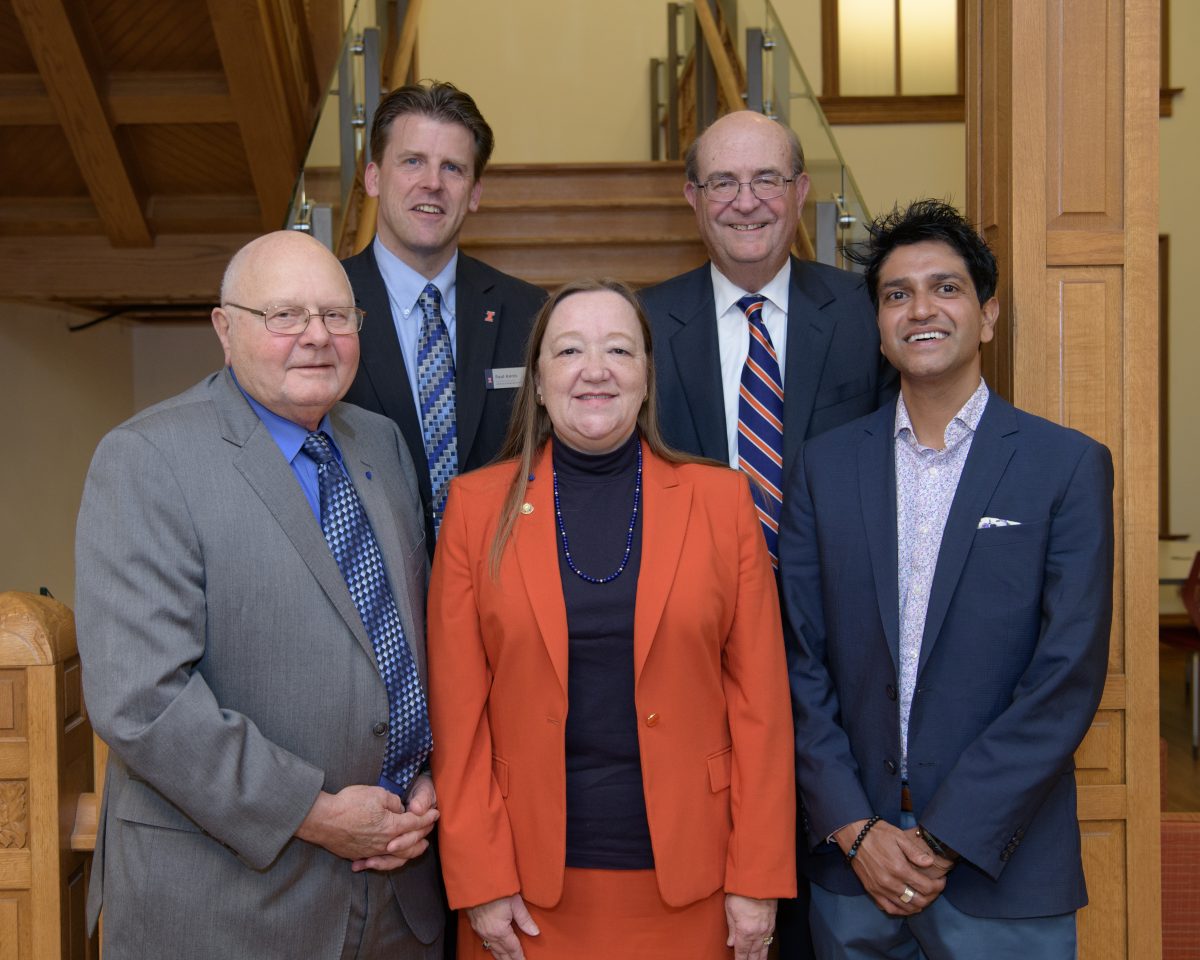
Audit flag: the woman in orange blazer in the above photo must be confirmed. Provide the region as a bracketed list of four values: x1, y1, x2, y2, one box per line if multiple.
[426, 279, 796, 960]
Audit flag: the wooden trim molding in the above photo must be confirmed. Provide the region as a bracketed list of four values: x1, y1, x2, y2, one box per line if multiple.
[819, 95, 965, 124]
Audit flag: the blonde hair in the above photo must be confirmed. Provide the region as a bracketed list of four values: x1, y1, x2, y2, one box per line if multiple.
[487, 278, 715, 576]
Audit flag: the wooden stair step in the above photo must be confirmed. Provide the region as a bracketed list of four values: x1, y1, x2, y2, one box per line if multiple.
[480, 162, 689, 202]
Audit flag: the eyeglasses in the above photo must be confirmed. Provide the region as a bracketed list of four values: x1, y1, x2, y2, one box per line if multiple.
[695, 174, 795, 203]
[223, 303, 365, 335]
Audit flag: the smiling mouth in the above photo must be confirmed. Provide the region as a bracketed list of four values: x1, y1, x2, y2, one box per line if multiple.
[413, 203, 444, 214]
[576, 393, 615, 400]
[729, 223, 768, 231]
[907, 331, 948, 342]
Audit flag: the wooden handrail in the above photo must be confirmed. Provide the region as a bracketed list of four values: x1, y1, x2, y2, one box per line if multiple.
[692, 0, 744, 111]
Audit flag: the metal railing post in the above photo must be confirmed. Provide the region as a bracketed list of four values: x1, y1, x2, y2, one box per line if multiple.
[745, 27, 764, 113]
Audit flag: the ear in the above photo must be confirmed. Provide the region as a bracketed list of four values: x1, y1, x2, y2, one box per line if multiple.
[979, 296, 999, 345]
[468, 176, 483, 213]
[211, 307, 234, 365]
[684, 179, 699, 212]
[364, 161, 380, 198]
[793, 171, 811, 216]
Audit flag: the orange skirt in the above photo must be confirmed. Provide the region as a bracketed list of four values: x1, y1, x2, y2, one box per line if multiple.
[456, 868, 731, 960]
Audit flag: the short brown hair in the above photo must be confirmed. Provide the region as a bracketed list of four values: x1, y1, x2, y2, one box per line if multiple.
[369, 80, 494, 179]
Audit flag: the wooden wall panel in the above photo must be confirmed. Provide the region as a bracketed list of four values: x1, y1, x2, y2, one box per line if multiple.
[1080, 821, 1128, 959]
[969, 0, 1159, 956]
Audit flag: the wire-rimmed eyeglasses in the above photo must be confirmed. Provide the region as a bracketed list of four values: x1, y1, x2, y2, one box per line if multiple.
[223, 303, 365, 335]
[694, 174, 795, 203]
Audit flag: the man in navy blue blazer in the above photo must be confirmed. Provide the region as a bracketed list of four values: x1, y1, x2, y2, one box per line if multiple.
[779, 200, 1112, 958]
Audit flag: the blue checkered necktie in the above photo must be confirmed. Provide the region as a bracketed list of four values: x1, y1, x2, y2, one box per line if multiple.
[302, 431, 432, 797]
[417, 283, 458, 537]
[736, 294, 785, 568]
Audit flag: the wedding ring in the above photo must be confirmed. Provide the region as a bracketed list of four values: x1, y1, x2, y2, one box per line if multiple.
[762, 935, 774, 946]
[900, 885, 915, 904]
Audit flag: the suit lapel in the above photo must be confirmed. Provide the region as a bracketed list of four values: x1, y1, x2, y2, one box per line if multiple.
[632, 446, 691, 682]
[782, 258, 837, 483]
[665, 269, 729, 461]
[513, 444, 570, 695]
[211, 373, 379, 667]
[347, 247, 430, 499]
[857, 404, 901, 673]
[917, 394, 1019, 674]
[453, 254, 501, 467]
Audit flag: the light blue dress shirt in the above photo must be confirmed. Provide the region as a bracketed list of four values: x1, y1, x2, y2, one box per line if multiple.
[372, 237, 459, 413]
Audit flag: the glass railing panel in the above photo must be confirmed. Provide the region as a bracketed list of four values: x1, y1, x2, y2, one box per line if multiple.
[286, 0, 386, 251]
[755, 0, 871, 272]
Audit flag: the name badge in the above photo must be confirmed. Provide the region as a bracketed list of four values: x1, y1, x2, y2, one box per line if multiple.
[485, 367, 524, 390]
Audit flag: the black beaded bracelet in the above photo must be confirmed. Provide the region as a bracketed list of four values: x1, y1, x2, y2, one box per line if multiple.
[844, 815, 881, 865]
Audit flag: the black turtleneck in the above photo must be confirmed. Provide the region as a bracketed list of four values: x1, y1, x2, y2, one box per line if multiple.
[552, 430, 652, 870]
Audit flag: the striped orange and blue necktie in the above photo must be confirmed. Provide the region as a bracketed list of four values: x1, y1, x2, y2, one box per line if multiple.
[736, 294, 784, 567]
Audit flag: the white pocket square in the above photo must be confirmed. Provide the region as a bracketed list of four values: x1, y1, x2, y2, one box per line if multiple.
[978, 517, 1022, 529]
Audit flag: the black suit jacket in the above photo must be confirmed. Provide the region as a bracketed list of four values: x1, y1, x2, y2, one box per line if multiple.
[639, 258, 897, 484]
[343, 245, 546, 551]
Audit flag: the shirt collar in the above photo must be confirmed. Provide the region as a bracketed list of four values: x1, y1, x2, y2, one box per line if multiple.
[372, 237, 458, 320]
[894, 378, 990, 447]
[710, 259, 791, 318]
[230, 368, 339, 465]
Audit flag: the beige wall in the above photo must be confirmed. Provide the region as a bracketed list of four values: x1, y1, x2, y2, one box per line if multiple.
[417, 1, 964, 213]
[419, 0, 667, 164]
[1161, 4, 1200, 538]
[0, 306, 133, 601]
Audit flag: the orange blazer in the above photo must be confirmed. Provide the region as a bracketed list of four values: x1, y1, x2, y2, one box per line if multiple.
[427, 439, 796, 911]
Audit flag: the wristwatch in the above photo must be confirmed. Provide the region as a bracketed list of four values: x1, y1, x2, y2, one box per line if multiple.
[917, 824, 960, 862]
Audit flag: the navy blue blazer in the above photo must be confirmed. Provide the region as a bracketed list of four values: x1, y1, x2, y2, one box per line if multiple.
[342, 245, 546, 551]
[779, 392, 1113, 919]
[639, 258, 897, 478]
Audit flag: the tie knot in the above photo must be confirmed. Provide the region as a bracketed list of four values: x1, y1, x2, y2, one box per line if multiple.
[302, 431, 337, 465]
[419, 283, 442, 315]
[737, 295, 766, 321]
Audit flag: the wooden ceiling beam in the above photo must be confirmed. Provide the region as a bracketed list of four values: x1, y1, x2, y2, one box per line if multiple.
[0, 195, 264, 237]
[0, 73, 235, 126]
[206, 0, 306, 230]
[10, 0, 152, 246]
[0, 233, 256, 303]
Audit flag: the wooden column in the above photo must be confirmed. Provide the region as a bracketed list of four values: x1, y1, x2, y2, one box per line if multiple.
[0, 593, 95, 960]
[967, 1, 1161, 957]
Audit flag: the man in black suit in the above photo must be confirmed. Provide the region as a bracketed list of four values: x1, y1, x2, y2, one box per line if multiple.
[343, 82, 545, 552]
[639, 110, 896, 959]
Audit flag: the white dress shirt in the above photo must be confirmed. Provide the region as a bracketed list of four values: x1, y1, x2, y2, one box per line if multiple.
[710, 261, 791, 468]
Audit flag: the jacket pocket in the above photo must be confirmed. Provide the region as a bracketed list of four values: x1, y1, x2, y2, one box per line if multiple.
[706, 746, 732, 793]
[492, 755, 510, 798]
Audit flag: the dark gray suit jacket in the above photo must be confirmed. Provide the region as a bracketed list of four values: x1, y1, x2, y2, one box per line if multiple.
[639, 258, 897, 481]
[342, 246, 546, 551]
[76, 369, 442, 959]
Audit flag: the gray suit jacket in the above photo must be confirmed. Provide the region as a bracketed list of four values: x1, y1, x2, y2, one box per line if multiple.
[76, 369, 442, 959]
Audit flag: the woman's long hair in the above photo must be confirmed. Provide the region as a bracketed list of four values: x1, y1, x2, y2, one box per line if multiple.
[488, 278, 716, 576]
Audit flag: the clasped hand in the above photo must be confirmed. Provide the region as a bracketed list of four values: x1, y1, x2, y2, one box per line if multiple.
[835, 819, 955, 915]
[295, 775, 438, 871]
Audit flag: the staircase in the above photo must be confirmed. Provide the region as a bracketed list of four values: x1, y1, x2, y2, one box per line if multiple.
[460, 162, 708, 290]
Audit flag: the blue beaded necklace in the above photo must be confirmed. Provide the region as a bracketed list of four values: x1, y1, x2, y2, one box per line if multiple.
[552, 440, 642, 584]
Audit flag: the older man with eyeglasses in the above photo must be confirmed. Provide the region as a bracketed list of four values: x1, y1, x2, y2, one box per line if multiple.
[76, 230, 445, 960]
[639, 111, 898, 959]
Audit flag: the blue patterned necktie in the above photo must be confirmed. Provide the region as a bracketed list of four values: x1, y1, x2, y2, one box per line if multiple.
[417, 283, 458, 537]
[302, 431, 432, 796]
[736, 294, 785, 568]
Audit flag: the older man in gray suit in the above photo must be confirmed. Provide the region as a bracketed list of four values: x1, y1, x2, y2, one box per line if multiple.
[76, 231, 444, 958]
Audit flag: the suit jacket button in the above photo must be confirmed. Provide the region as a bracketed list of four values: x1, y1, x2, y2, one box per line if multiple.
[885, 759, 897, 774]
[886, 684, 897, 701]
[645, 713, 660, 727]
[372, 721, 388, 737]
